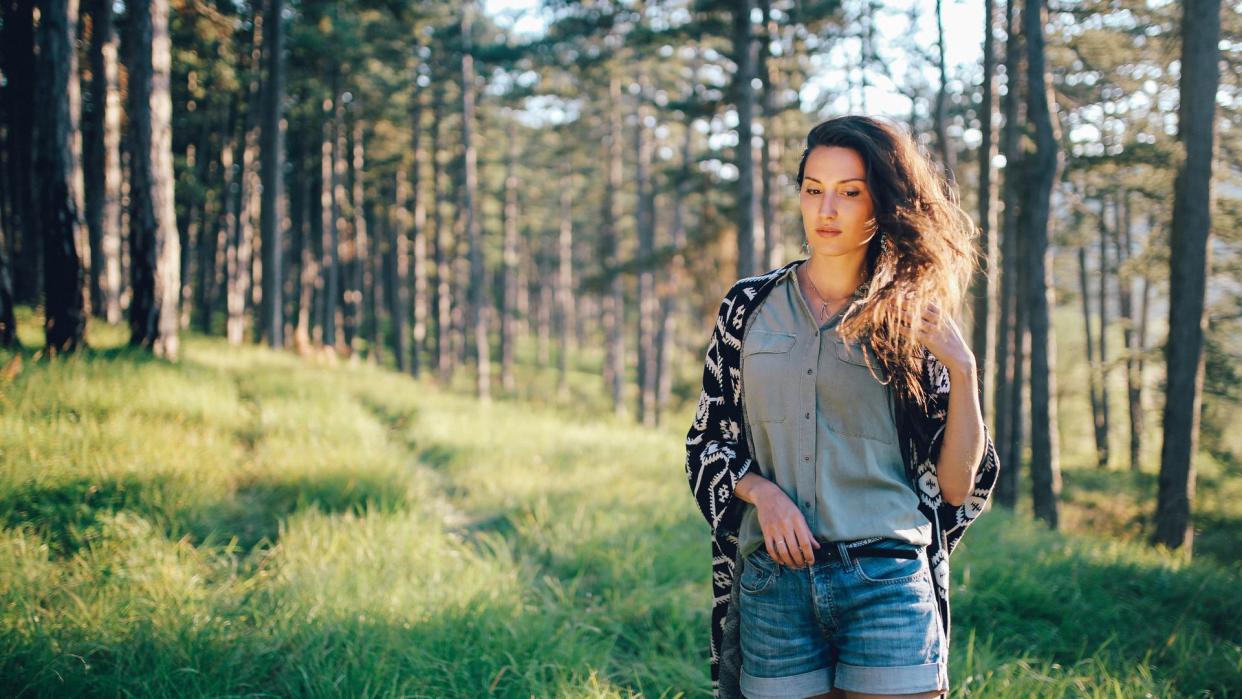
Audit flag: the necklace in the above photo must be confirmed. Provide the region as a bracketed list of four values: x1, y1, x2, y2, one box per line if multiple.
[800, 263, 869, 323]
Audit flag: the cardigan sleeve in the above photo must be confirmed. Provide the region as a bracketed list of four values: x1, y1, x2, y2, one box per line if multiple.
[685, 285, 755, 536]
[920, 350, 1002, 553]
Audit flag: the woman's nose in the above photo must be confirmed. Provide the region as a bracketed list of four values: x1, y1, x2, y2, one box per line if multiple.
[819, 192, 836, 218]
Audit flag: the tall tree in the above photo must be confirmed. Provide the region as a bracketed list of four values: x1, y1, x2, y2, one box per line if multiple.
[1153, 0, 1222, 552]
[128, 0, 181, 359]
[993, 0, 1024, 509]
[971, 0, 1000, 426]
[83, 0, 122, 324]
[3, 0, 39, 305]
[37, 0, 88, 354]
[259, 0, 286, 347]
[1023, 0, 1062, 528]
[732, 0, 757, 277]
[462, 3, 489, 400]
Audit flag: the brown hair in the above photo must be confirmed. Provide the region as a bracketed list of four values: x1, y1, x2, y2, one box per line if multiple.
[796, 115, 978, 411]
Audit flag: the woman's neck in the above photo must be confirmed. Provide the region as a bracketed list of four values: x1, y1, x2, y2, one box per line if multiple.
[801, 253, 867, 302]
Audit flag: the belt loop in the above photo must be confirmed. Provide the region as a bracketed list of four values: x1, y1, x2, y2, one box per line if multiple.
[835, 541, 852, 568]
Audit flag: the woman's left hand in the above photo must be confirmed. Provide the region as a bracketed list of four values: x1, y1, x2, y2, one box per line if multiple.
[903, 302, 975, 373]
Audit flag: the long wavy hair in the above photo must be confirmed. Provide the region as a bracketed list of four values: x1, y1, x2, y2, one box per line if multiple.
[795, 115, 979, 411]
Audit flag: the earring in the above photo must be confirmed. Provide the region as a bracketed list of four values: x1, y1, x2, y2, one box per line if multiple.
[801, 240, 811, 256]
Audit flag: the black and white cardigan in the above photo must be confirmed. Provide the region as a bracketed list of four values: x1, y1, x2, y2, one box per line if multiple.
[685, 259, 1000, 698]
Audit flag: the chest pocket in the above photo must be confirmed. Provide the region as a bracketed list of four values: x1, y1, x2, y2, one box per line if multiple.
[742, 330, 797, 423]
[822, 336, 897, 444]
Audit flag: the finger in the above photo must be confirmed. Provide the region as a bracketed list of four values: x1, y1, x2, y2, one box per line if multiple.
[776, 538, 795, 568]
[793, 527, 816, 567]
[786, 531, 807, 567]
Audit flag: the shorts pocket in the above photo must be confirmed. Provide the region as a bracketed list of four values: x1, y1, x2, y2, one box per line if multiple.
[740, 549, 780, 594]
[853, 552, 926, 585]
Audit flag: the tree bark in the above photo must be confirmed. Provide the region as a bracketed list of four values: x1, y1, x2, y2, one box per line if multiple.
[993, 0, 1024, 509]
[1023, 0, 1062, 528]
[38, 0, 88, 353]
[1096, 199, 1111, 467]
[462, 5, 489, 400]
[1154, 0, 1221, 552]
[83, 0, 122, 324]
[934, 0, 957, 181]
[258, 0, 285, 347]
[733, 0, 757, 277]
[1078, 240, 1106, 468]
[409, 81, 428, 377]
[602, 72, 625, 415]
[4, 0, 40, 305]
[1114, 192, 1146, 473]
[501, 114, 519, 393]
[971, 0, 1000, 427]
[635, 79, 657, 426]
[556, 164, 575, 400]
[126, 0, 179, 359]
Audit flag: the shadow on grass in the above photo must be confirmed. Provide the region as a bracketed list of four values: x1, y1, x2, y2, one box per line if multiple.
[1, 470, 413, 557]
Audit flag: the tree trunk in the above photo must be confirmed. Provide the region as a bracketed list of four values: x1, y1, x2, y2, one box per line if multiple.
[462, 5, 489, 400]
[258, 0, 285, 347]
[655, 120, 695, 426]
[500, 115, 519, 393]
[933, 0, 957, 181]
[409, 81, 427, 377]
[126, 0, 179, 359]
[348, 114, 368, 357]
[758, 0, 782, 271]
[1096, 200, 1111, 467]
[5, 0, 40, 305]
[1114, 191, 1146, 473]
[321, 76, 342, 351]
[602, 72, 625, 416]
[432, 81, 453, 382]
[556, 165, 575, 400]
[635, 81, 657, 426]
[733, 0, 757, 277]
[1023, 0, 1062, 529]
[227, 15, 261, 346]
[971, 0, 999, 427]
[1153, 0, 1221, 552]
[1078, 241, 1106, 468]
[38, 0, 88, 353]
[993, 0, 1024, 509]
[392, 170, 411, 373]
[83, 0, 122, 324]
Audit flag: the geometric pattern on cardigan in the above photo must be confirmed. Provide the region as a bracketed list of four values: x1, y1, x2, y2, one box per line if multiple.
[685, 259, 1000, 698]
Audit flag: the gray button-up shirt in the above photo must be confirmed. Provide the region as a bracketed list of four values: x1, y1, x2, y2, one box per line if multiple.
[738, 262, 931, 560]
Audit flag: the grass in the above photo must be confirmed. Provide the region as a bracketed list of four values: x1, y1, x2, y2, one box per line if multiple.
[0, 308, 1239, 697]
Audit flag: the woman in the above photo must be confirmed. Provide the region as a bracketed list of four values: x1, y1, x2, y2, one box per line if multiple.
[685, 115, 1000, 699]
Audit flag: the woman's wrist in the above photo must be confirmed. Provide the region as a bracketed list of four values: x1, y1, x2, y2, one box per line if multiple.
[736, 471, 777, 506]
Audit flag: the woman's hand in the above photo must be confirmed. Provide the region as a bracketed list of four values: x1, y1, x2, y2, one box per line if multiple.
[901, 301, 975, 374]
[737, 472, 820, 567]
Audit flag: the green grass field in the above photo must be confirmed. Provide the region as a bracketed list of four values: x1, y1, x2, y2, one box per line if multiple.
[1, 312, 1239, 697]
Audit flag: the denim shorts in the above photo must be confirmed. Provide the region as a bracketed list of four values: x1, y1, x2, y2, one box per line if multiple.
[737, 539, 947, 698]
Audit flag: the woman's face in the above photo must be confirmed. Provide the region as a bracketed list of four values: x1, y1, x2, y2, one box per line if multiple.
[799, 145, 877, 261]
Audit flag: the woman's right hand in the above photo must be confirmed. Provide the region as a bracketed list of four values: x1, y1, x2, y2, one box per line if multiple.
[736, 472, 821, 568]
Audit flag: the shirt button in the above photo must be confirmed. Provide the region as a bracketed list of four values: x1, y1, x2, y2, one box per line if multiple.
[807, 368, 813, 375]
[805, 412, 811, 419]
[803, 456, 810, 462]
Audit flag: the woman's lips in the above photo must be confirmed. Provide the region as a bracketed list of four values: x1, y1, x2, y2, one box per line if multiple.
[815, 227, 842, 236]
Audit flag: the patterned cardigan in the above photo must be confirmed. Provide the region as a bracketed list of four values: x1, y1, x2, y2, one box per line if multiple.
[685, 259, 1000, 698]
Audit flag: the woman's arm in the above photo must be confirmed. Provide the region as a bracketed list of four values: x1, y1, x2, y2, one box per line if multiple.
[904, 302, 987, 507]
[935, 360, 986, 507]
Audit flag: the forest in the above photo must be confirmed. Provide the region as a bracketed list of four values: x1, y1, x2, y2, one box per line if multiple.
[1, 0, 1240, 695]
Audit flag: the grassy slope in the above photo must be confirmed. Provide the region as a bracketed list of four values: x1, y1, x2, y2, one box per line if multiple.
[1, 314, 1239, 697]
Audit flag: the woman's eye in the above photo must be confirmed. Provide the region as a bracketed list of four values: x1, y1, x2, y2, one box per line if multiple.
[842, 190, 861, 198]
[805, 188, 822, 195]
